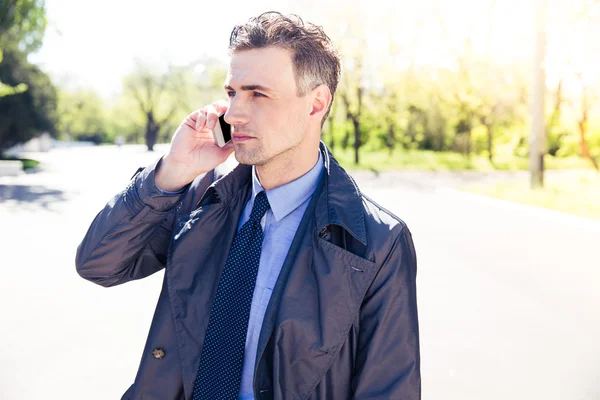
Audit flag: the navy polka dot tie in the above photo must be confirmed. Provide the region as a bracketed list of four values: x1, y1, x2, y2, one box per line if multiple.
[192, 191, 271, 399]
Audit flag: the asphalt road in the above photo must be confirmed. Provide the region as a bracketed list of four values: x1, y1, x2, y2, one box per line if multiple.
[1, 145, 599, 400]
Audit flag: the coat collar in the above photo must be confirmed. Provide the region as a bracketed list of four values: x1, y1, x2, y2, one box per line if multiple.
[315, 142, 367, 245]
[196, 141, 367, 246]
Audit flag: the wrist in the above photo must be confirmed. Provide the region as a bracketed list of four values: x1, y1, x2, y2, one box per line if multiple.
[155, 156, 198, 192]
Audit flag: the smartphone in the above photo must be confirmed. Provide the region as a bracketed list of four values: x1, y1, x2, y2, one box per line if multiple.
[212, 113, 232, 147]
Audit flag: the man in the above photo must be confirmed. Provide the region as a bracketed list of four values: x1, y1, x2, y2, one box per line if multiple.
[76, 11, 420, 400]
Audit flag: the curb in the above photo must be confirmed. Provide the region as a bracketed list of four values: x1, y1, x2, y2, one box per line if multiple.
[0, 160, 24, 177]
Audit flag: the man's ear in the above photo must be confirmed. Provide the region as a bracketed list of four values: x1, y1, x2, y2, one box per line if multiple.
[309, 84, 332, 119]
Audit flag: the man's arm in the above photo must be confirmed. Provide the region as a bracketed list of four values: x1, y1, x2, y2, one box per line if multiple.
[75, 157, 198, 287]
[75, 102, 234, 288]
[352, 226, 421, 399]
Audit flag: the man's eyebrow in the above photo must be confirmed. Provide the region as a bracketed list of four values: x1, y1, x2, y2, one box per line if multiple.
[224, 84, 274, 93]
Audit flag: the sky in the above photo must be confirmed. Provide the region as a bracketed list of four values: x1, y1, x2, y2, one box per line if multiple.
[28, 0, 599, 100]
[29, 0, 303, 98]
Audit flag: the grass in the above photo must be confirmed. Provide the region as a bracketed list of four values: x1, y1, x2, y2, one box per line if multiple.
[461, 170, 600, 220]
[0, 155, 40, 170]
[330, 148, 600, 220]
[331, 148, 595, 172]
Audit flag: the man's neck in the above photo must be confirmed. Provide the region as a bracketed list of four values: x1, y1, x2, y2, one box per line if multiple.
[255, 147, 320, 191]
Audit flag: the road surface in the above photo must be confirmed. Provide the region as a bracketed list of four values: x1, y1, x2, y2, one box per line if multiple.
[1, 145, 599, 399]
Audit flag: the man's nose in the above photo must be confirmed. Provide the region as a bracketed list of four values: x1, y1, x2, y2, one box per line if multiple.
[224, 98, 249, 126]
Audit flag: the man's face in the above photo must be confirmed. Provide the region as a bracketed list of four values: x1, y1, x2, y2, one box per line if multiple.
[223, 47, 311, 166]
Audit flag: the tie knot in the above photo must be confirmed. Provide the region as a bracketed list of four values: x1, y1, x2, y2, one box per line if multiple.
[249, 191, 270, 223]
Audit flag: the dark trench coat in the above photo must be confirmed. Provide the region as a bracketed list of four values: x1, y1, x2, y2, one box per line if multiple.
[76, 143, 421, 399]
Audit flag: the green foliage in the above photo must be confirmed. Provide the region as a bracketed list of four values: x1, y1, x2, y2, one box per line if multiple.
[0, 0, 54, 153]
[328, 61, 531, 160]
[0, 0, 47, 53]
[0, 50, 27, 96]
[0, 0, 47, 99]
[462, 170, 600, 220]
[331, 147, 593, 172]
[122, 64, 183, 150]
[104, 97, 145, 145]
[54, 56, 230, 150]
[0, 45, 57, 152]
[57, 88, 110, 144]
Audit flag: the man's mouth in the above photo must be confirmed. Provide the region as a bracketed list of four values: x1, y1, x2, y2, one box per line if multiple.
[232, 132, 255, 142]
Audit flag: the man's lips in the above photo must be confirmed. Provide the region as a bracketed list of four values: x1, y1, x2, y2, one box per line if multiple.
[232, 132, 255, 142]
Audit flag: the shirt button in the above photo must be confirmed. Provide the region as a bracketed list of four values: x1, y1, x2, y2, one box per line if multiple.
[152, 348, 165, 359]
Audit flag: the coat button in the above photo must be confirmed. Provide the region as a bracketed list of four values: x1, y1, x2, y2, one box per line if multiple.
[152, 348, 165, 359]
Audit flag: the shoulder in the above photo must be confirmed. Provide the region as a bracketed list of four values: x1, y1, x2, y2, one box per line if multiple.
[358, 189, 414, 266]
[362, 193, 408, 233]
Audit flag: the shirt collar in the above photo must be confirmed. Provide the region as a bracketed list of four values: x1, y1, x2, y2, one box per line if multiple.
[251, 150, 324, 222]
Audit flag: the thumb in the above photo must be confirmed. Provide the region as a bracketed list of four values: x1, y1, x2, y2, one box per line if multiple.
[222, 141, 235, 155]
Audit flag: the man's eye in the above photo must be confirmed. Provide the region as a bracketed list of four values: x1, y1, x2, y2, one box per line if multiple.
[226, 91, 235, 97]
[253, 92, 266, 98]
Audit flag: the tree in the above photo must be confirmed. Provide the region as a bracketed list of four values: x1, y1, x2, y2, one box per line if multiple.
[340, 72, 364, 165]
[123, 62, 189, 151]
[572, 1, 600, 170]
[330, 4, 369, 165]
[0, 0, 54, 154]
[545, 0, 600, 170]
[381, 90, 399, 154]
[530, 0, 547, 188]
[118, 55, 228, 150]
[0, 51, 26, 96]
[56, 88, 110, 144]
[122, 56, 228, 151]
[575, 72, 599, 170]
[0, 0, 47, 97]
[0, 45, 57, 153]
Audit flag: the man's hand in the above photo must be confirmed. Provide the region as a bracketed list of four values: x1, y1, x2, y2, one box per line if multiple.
[155, 100, 234, 192]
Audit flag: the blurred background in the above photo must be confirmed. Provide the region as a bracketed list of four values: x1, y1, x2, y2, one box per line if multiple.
[1, 0, 599, 399]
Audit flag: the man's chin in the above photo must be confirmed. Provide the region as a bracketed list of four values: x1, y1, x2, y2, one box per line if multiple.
[233, 151, 265, 166]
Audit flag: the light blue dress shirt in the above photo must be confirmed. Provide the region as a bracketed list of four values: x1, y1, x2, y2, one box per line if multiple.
[154, 152, 324, 399]
[237, 151, 324, 399]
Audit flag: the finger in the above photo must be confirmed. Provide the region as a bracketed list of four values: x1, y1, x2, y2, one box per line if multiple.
[212, 99, 229, 115]
[183, 110, 198, 126]
[195, 109, 207, 131]
[205, 105, 219, 130]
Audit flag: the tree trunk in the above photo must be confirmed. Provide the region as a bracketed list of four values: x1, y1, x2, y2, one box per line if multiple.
[342, 129, 350, 150]
[486, 123, 493, 163]
[353, 118, 360, 165]
[576, 78, 599, 171]
[146, 128, 158, 151]
[577, 106, 599, 171]
[387, 125, 395, 156]
[465, 112, 472, 157]
[530, 0, 547, 188]
[353, 87, 363, 165]
[466, 130, 472, 157]
[340, 85, 363, 163]
[145, 113, 158, 151]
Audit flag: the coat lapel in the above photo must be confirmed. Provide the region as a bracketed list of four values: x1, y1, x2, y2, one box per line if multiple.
[254, 144, 378, 399]
[165, 143, 376, 399]
[166, 164, 252, 399]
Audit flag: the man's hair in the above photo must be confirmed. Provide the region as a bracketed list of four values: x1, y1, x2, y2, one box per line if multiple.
[228, 11, 341, 127]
